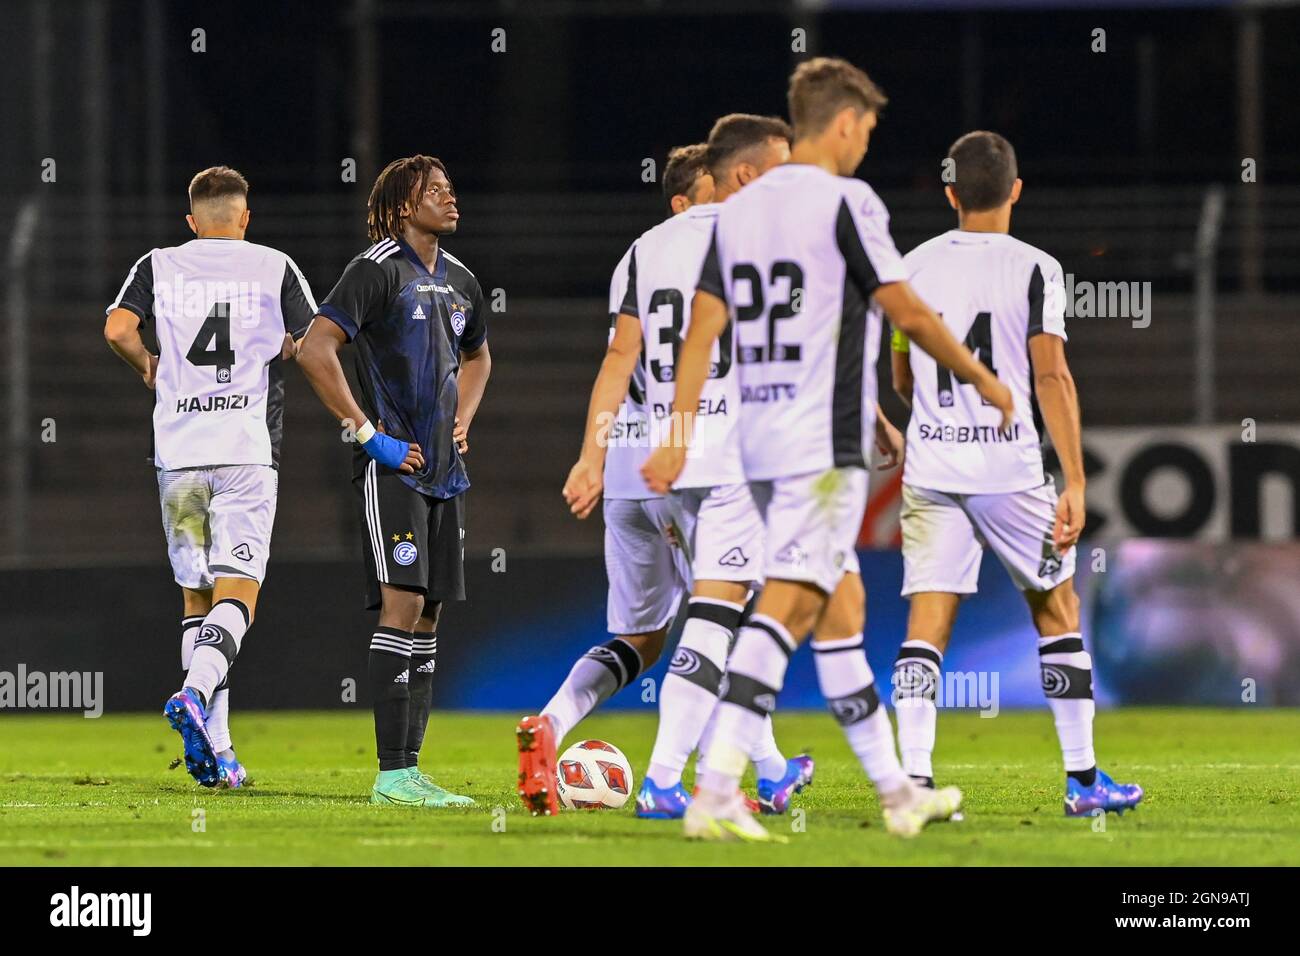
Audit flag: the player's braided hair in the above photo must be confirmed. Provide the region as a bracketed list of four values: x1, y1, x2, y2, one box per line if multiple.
[366, 155, 449, 243]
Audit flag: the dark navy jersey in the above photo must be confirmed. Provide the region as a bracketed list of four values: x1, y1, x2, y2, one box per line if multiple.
[318, 237, 487, 499]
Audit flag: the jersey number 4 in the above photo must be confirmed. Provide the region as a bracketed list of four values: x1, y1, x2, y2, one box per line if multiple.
[937, 311, 996, 407]
[186, 302, 237, 383]
[731, 261, 803, 365]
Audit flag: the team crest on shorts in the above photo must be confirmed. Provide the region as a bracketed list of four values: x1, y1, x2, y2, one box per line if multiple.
[392, 540, 419, 566]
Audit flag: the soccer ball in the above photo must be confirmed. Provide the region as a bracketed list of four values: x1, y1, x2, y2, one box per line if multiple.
[555, 740, 634, 810]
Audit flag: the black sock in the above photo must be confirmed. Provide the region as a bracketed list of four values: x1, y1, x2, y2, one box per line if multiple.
[1069, 766, 1098, 788]
[405, 631, 437, 766]
[368, 626, 413, 771]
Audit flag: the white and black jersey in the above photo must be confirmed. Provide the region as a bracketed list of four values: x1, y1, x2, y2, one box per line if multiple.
[603, 243, 658, 501]
[108, 238, 317, 470]
[696, 164, 908, 481]
[619, 203, 743, 490]
[897, 230, 1068, 494]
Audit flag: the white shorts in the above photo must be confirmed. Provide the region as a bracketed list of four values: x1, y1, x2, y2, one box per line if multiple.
[603, 497, 691, 635]
[157, 465, 278, 590]
[667, 483, 765, 586]
[900, 480, 1077, 596]
[750, 467, 868, 594]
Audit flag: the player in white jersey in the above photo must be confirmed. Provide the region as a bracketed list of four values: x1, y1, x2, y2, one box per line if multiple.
[887, 131, 1142, 818]
[514, 147, 708, 817]
[646, 58, 1014, 842]
[622, 115, 815, 819]
[104, 166, 316, 789]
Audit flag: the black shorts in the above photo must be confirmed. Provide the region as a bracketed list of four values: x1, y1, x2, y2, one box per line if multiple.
[354, 460, 466, 610]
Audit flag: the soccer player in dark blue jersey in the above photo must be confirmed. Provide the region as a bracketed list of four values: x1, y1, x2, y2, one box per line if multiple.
[299, 155, 492, 807]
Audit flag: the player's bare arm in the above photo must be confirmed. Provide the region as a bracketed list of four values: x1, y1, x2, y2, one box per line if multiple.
[874, 403, 904, 470]
[297, 316, 425, 474]
[562, 312, 642, 518]
[1030, 332, 1085, 550]
[873, 280, 1014, 429]
[103, 308, 158, 388]
[890, 333, 914, 408]
[454, 341, 492, 454]
[640, 289, 726, 494]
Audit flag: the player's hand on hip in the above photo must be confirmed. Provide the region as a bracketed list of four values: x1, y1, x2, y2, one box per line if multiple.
[363, 420, 425, 474]
[977, 375, 1015, 432]
[562, 458, 603, 519]
[143, 354, 159, 390]
[1053, 484, 1085, 550]
[874, 415, 904, 470]
[453, 416, 469, 455]
[641, 445, 685, 496]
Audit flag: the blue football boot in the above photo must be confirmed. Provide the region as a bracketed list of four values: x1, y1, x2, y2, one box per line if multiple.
[757, 754, 815, 815]
[163, 688, 219, 787]
[215, 748, 248, 789]
[635, 778, 692, 819]
[1065, 769, 1143, 817]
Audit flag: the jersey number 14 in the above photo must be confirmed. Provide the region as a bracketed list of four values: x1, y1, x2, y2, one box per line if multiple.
[937, 311, 996, 407]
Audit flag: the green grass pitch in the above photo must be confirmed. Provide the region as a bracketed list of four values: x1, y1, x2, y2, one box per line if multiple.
[1, 708, 1297, 866]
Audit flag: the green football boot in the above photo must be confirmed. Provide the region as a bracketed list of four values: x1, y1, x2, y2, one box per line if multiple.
[370, 768, 432, 806]
[406, 767, 476, 807]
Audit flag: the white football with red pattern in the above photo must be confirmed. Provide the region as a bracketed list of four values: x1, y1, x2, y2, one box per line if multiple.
[555, 739, 634, 810]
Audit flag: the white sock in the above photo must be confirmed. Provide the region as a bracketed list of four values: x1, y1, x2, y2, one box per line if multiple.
[207, 689, 231, 752]
[748, 717, 788, 782]
[646, 599, 741, 789]
[1038, 632, 1096, 772]
[184, 599, 250, 706]
[697, 615, 794, 797]
[814, 633, 910, 799]
[892, 640, 942, 779]
[541, 638, 642, 747]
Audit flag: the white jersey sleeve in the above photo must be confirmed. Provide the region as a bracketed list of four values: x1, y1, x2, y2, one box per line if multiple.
[900, 230, 1067, 494]
[602, 243, 659, 500]
[840, 180, 909, 291]
[110, 238, 315, 470]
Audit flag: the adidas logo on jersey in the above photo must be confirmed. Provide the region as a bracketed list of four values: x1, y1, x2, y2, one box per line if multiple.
[394, 669, 409, 684]
[411, 304, 427, 321]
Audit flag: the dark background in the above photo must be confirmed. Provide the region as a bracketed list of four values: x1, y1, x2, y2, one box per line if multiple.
[0, 0, 1295, 710]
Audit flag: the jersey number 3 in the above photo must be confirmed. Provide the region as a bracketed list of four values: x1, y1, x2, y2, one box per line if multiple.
[647, 287, 733, 383]
[186, 302, 237, 383]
